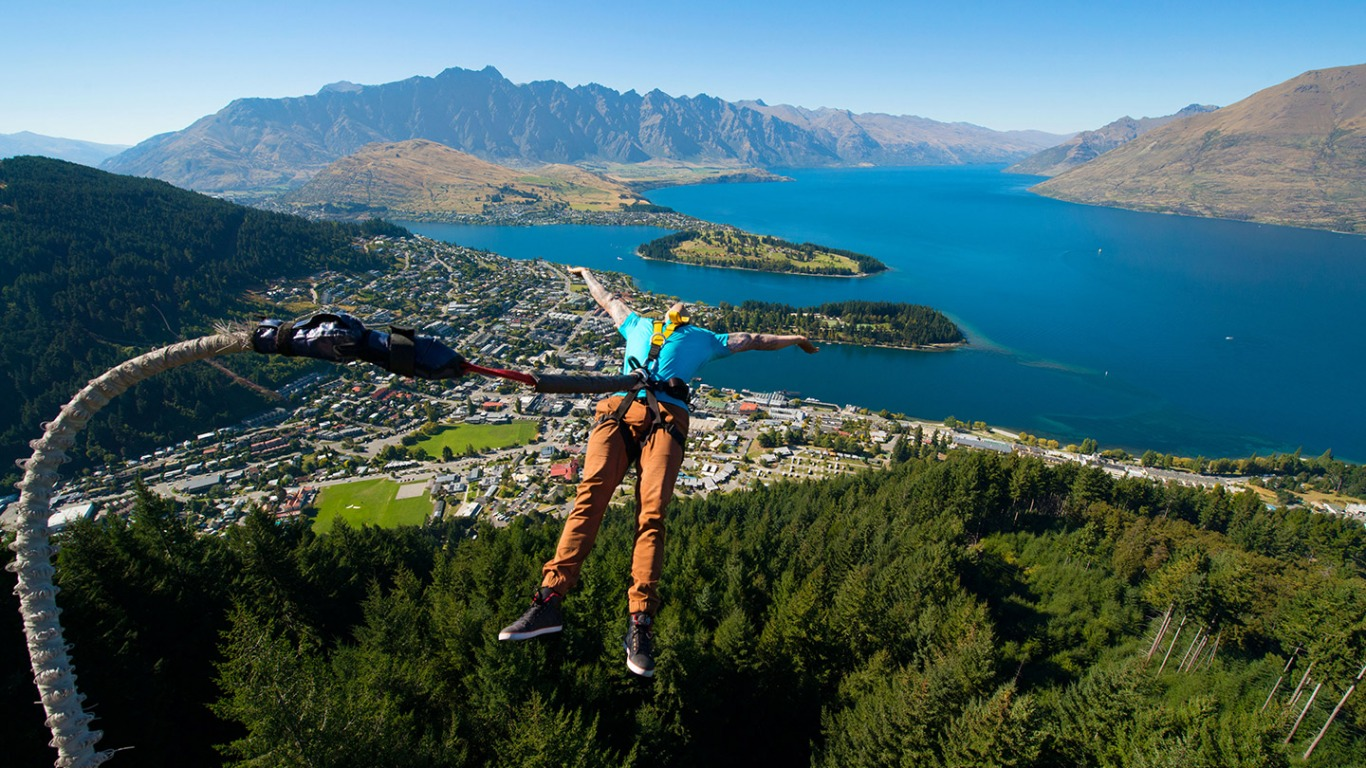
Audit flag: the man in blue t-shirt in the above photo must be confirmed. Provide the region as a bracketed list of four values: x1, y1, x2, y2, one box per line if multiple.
[500, 266, 817, 677]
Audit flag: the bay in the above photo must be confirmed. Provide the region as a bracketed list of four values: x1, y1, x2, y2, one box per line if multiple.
[400, 165, 1366, 461]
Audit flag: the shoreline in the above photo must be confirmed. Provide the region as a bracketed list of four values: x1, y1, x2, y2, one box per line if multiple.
[818, 339, 967, 352]
[635, 249, 884, 279]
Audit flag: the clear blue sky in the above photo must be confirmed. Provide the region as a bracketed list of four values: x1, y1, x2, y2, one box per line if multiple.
[3, 0, 1363, 146]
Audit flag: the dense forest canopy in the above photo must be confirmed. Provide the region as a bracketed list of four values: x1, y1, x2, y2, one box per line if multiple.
[702, 299, 965, 348]
[5, 451, 1364, 766]
[0, 157, 401, 482]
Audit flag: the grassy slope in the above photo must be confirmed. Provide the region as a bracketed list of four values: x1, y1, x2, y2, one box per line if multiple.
[282, 139, 648, 216]
[1033, 65, 1366, 233]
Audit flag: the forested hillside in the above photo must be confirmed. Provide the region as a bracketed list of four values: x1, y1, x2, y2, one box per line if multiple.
[0, 157, 397, 482]
[5, 451, 1364, 766]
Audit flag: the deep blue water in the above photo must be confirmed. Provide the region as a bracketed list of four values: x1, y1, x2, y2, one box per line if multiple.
[400, 165, 1366, 461]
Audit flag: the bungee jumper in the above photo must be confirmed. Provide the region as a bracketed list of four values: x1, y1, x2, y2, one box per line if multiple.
[10, 301, 812, 766]
[497, 266, 818, 678]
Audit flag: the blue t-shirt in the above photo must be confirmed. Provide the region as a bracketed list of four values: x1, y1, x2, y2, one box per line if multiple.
[618, 313, 730, 409]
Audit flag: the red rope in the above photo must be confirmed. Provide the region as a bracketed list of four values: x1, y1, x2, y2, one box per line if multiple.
[461, 361, 536, 387]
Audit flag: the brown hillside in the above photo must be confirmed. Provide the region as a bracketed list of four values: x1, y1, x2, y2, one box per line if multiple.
[1033, 64, 1366, 233]
[280, 139, 649, 217]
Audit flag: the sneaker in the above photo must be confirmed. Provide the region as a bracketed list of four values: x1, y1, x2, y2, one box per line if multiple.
[624, 612, 655, 677]
[498, 587, 563, 640]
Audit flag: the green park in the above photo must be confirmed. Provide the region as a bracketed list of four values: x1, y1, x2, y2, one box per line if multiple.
[312, 478, 432, 532]
[411, 419, 538, 457]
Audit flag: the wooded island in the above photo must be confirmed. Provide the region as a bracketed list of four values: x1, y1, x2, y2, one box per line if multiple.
[639, 229, 888, 276]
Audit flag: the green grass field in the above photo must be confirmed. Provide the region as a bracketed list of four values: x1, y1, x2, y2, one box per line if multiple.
[313, 478, 432, 533]
[414, 420, 538, 455]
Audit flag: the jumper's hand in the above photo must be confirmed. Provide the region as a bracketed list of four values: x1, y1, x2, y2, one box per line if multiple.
[797, 338, 819, 354]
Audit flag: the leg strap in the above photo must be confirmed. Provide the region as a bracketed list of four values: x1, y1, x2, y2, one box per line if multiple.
[598, 391, 685, 464]
[597, 410, 642, 464]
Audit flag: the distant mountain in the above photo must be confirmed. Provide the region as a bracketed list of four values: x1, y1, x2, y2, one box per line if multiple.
[279, 139, 651, 217]
[1033, 64, 1366, 233]
[0, 156, 391, 480]
[1005, 104, 1218, 177]
[101, 66, 1066, 197]
[736, 102, 1065, 165]
[0, 131, 129, 166]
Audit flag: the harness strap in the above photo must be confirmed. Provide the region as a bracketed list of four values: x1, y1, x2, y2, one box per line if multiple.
[606, 315, 693, 460]
[276, 321, 297, 356]
[648, 320, 667, 364]
[389, 326, 416, 377]
[599, 395, 644, 462]
[647, 316, 688, 365]
[597, 389, 686, 465]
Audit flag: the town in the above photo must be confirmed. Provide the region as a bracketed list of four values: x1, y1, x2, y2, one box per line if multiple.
[8, 234, 1365, 536]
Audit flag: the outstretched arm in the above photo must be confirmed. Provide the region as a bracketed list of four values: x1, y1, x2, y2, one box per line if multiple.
[569, 267, 633, 327]
[727, 333, 819, 354]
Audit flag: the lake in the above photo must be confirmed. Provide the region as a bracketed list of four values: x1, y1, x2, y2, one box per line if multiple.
[400, 165, 1366, 461]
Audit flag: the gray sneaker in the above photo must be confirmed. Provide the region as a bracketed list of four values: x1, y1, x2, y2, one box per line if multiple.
[624, 612, 655, 677]
[498, 587, 564, 640]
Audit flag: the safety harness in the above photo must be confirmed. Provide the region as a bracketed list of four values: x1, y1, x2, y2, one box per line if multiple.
[598, 313, 692, 461]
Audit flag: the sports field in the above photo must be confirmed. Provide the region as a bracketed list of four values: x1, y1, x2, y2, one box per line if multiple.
[313, 478, 432, 533]
[413, 420, 538, 455]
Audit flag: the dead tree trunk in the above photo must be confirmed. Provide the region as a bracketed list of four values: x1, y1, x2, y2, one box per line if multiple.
[1181, 630, 1211, 673]
[1177, 626, 1205, 673]
[1263, 648, 1301, 713]
[1303, 663, 1366, 760]
[1157, 614, 1188, 675]
[1201, 632, 1222, 671]
[1285, 682, 1323, 744]
[1289, 661, 1316, 712]
[1146, 604, 1175, 662]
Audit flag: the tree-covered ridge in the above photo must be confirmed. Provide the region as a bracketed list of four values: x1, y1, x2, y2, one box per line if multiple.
[638, 229, 888, 276]
[701, 299, 964, 348]
[0, 156, 398, 481]
[6, 451, 1364, 766]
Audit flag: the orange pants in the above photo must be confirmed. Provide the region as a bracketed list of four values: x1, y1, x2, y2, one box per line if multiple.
[541, 395, 689, 615]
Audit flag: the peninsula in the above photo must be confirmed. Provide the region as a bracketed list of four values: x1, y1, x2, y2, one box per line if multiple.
[638, 229, 888, 277]
[700, 299, 963, 349]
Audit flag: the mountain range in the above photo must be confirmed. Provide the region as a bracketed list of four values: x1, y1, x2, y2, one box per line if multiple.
[1032, 64, 1366, 233]
[0, 131, 129, 167]
[736, 100, 1061, 166]
[1005, 104, 1220, 177]
[100, 66, 1066, 198]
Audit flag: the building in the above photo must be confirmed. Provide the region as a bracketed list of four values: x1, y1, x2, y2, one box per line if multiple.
[550, 459, 580, 481]
[180, 474, 223, 494]
[48, 502, 96, 533]
[953, 435, 1015, 454]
